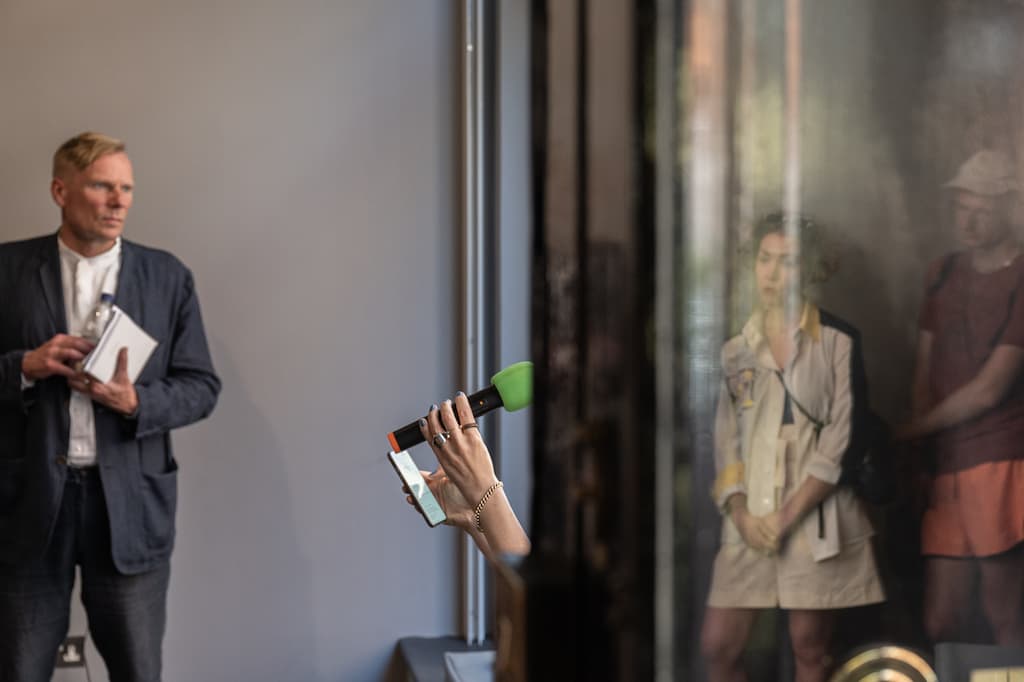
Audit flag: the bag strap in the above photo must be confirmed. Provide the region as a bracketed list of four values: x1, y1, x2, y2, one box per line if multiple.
[774, 370, 827, 437]
[774, 370, 829, 537]
[985, 259, 1024, 350]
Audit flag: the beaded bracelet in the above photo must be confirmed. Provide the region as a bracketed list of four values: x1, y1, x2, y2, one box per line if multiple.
[474, 481, 504, 534]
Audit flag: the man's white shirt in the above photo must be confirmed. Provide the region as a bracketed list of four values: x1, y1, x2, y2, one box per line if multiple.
[58, 234, 121, 466]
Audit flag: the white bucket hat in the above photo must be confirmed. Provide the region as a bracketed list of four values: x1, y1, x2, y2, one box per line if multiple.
[944, 149, 1020, 196]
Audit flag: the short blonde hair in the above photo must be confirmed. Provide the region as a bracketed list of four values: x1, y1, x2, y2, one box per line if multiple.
[52, 132, 126, 178]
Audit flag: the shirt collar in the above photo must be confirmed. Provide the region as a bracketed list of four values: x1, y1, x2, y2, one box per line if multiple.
[799, 302, 821, 341]
[57, 233, 122, 269]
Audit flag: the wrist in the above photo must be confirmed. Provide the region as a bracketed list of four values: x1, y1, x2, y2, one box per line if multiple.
[777, 504, 797, 534]
[726, 494, 748, 519]
[20, 353, 37, 381]
[448, 513, 475, 533]
[473, 480, 504, 534]
[729, 506, 748, 525]
[120, 388, 139, 417]
[465, 475, 499, 511]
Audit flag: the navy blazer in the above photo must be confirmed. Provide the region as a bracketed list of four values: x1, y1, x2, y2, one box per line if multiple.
[0, 234, 220, 574]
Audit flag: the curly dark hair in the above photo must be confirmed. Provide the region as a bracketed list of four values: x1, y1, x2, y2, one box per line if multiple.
[748, 211, 839, 286]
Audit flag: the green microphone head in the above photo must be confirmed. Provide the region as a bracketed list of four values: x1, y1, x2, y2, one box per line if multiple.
[492, 361, 532, 411]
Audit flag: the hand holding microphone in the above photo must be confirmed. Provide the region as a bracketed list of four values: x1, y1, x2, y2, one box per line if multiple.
[388, 362, 533, 557]
[386, 361, 532, 452]
[418, 392, 531, 557]
[420, 394, 499, 511]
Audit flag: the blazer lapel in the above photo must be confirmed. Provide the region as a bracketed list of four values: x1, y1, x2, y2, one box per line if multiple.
[115, 241, 143, 323]
[37, 234, 67, 334]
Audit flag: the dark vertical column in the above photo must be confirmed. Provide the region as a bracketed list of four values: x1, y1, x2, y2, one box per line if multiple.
[494, 1, 583, 680]
[581, 0, 656, 679]
[494, 0, 656, 680]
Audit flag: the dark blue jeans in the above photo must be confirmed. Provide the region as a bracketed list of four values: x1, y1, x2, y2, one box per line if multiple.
[0, 466, 170, 682]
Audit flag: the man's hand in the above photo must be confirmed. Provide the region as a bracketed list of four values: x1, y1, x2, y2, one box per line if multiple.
[892, 420, 922, 442]
[68, 347, 138, 416]
[21, 334, 95, 380]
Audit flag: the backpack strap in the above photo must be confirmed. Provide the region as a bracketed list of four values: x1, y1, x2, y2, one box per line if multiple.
[931, 252, 1023, 355]
[926, 252, 957, 296]
[987, 255, 1024, 349]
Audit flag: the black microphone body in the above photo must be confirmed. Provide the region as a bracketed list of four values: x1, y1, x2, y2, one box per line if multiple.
[388, 385, 503, 452]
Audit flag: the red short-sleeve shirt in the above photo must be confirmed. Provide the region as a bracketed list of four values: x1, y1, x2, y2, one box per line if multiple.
[920, 252, 1024, 472]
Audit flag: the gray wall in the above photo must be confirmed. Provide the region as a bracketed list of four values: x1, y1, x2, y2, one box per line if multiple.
[0, 2, 509, 680]
[496, 0, 533, 541]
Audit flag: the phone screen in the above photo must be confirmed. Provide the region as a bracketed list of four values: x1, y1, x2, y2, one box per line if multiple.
[387, 450, 447, 527]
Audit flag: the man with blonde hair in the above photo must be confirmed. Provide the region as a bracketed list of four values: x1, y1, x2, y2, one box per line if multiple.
[0, 132, 221, 680]
[52, 131, 126, 177]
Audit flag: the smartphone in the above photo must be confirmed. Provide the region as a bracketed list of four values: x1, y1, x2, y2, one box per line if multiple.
[387, 449, 447, 528]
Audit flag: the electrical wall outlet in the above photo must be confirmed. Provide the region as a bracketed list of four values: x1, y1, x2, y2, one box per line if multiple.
[55, 636, 87, 668]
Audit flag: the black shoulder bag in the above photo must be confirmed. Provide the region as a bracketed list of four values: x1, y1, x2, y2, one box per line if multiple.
[774, 371, 895, 506]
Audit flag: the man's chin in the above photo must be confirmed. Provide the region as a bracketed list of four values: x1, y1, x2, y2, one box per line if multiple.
[94, 224, 125, 239]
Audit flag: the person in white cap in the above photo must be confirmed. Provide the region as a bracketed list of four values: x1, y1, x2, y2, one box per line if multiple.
[897, 149, 1024, 646]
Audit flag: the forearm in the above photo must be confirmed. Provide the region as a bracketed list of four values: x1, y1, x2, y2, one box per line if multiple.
[476, 488, 530, 558]
[905, 343, 1023, 439]
[910, 332, 933, 418]
[465, 526, 494, 560]
[779, 476, 835, 532]
[911, 375, 932, 418]
[907, 380, 999, 438]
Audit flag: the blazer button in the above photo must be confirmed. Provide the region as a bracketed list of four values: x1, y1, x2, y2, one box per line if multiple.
[56, 455, 67, 466]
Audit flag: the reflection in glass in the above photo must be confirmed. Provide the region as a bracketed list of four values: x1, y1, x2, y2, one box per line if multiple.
[700, 214, 884, 682]
[673, 0, 1024, 679]
[896, 150, 1024, 648]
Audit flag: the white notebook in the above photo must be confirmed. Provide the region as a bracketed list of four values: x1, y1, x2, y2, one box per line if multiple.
[82, 305, 158, 384]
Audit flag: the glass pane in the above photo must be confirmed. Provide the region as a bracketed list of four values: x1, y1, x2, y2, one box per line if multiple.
[674, 1, 1024, 680]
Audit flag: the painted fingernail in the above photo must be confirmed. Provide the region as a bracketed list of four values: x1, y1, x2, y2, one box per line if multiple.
[430, 404, 438, 412]
[456, 391, 465, 397]
[418, 418, 426, 427]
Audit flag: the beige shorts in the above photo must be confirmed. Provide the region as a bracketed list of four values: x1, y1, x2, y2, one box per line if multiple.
[707, 517, 885, 610]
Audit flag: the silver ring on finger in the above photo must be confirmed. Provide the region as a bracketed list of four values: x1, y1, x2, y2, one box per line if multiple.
[432, 432, 449, 447]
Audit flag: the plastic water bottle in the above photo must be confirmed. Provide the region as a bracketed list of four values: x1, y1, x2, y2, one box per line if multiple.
[82, 292, 115, 343]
